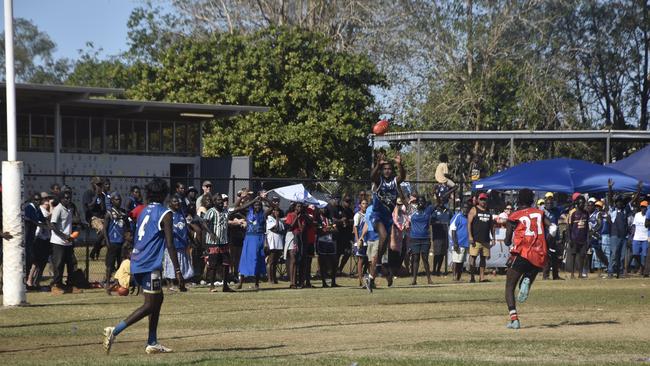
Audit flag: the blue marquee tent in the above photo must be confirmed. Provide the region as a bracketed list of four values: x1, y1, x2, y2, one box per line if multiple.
[472, 158, 646, 194]
[608, 144, 650, 184]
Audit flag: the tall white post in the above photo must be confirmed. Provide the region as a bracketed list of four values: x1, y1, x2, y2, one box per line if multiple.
[3, 0, 26, 306]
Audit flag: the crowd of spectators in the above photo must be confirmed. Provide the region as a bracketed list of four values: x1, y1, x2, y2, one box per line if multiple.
[8, 170, 650, 296]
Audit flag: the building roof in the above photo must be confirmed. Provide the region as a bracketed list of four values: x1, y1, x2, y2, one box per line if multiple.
[1, 83, 269, 120]
[373, 130, 650, 142]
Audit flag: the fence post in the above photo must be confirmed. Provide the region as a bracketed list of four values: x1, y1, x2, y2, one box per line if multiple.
[231, 175, 236, 204]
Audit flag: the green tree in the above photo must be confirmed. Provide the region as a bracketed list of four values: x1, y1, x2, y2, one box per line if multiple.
[129, 27, 384, 178]
[0, 18, 70, 83]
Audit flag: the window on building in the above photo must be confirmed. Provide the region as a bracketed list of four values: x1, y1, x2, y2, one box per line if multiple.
[119, 119, 132, 151]
[76, 117, 90, 151]
[161, 122, 173, 152]
[188, 122, 201, 154]
[90, 118, 103, 152]
[175, 122, 187, 153]
[61, 116, 75, 151]
[133, 120, 146, 151]
[105, 119, 118, 151]
[17, 114, 29, 150]
[148, 121, 161, 152]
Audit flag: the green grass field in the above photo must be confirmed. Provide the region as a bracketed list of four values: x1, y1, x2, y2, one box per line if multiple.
[2, 274, 650, 366]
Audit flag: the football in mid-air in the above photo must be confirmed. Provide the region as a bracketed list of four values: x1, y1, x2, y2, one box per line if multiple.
[373, 119, 389, 135]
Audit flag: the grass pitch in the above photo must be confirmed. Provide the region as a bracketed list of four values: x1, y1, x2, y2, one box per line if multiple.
[1, 274, 650, 365]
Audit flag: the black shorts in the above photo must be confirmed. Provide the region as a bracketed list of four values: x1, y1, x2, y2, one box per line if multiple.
[569, 241, 588, 256]
[33, 238, 52, 264]
[317, 240, 337, 256]
[508, 255, 541, 274]
[105, 244, 123, 270]
[336, 238, 352, 256]
[304, 244, 315, 257]
[207, 246, 231, 267]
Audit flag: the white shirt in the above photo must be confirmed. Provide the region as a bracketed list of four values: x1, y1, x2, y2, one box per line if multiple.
[35, 205, 51, 240]
[632, 212, 648, 241]
[266, 216, 284, 250]
[50, 204, 72, 246]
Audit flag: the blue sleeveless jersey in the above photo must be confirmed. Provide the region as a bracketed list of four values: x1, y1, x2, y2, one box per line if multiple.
[172, 210, 189, 250]
[131, 203, 172, 274]
[372, 176, 398, 213]
[107, 213, 126, 245]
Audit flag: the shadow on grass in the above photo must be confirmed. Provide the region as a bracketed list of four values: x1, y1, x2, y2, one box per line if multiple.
[538, 320, 620, 328]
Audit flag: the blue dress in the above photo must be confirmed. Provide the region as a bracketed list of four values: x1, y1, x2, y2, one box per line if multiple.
[239, 208, 267, 276]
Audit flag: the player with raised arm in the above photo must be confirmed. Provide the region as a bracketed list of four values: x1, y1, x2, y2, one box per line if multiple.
[103, 178, 186, 354]
[504, 189, 554, 329]
[365, 151, 406, 291]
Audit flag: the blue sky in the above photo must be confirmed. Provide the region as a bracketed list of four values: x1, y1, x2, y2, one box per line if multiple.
[1, 0, 149, 59]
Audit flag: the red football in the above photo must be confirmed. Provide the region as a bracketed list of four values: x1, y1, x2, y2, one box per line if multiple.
[117, 286, 129, 296]
[373, 120, 389, 135]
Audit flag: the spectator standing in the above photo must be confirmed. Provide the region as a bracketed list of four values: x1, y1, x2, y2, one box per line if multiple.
[467, 193, 494, 283]
[126, 186, 143, 213]
[568, 194, 589, 279]
[84, 177, 107, 260]
[103, 178, 113, 211]
[26, 192, 51, 289]
[432, 195, 453, 276]
[354, 190, 367, 213]
[266, 205, 285, 284]
[607, 180, 635, 278]
[23, 193, 42, 277]
[235, 195, 269, 290]
[409, 196, 434, 285]
[196, 181, 213, 212]
[542, 193, 564, 280]
[353, 198, 369, 286]
[450, 202, 471, 281]
[50, 191, 75, 295]
[103, 193, 131, 294]
[204, 194, 239, 292]
[630, 201, 648, 274]
[174, 183, 189, 215]
[316, 208, 338, 287]
[336, 195, 355, 276]
[163, 196, 195, 290]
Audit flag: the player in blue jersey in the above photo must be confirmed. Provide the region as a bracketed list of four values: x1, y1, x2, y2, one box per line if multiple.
[103, 178, 185, 355]
[366, 152, 405, 290]
[102, 193, 131, 295]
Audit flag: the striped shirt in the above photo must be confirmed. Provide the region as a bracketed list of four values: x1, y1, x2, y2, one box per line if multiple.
[205, 207, 228, 246]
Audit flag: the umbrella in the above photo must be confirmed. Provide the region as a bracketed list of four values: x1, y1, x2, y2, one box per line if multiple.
[270, 184, 328, 208]
[472, 158, 646, 194]
[608, 144, 650, 183]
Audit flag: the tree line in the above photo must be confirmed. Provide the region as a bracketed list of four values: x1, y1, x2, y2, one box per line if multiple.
[1, 0, 648, 182]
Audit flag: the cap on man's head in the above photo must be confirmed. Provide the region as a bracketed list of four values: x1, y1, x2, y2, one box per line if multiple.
[478, 193, 489, 200]
[595, 200, 604, 207]
[40, 192, 50, 199]
[641, 201, 649, 207]
[572, 192, 582, 202]
[537, 199, 545, 206]
[91, 176, 103, 185]
[222, 194, 228, 200]
[615, 194, 625, 202]
[588, 197, 597, 204]
[545, 192, 554, 198]
[202, 180, 212, 187]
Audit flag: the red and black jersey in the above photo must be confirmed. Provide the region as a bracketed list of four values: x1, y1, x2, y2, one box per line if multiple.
[508, 207, 548, 268]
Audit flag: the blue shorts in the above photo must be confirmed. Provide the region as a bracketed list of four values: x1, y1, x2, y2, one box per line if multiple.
[369, 206, 393, 234]
[133, 270, 162, 294]
[632, 241, 648, 257]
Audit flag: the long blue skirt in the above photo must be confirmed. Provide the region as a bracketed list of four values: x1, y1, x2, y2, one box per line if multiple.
[239, 233, 267, 276]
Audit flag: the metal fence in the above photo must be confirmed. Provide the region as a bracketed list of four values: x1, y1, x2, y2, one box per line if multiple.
[22, 173, 472, 283]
